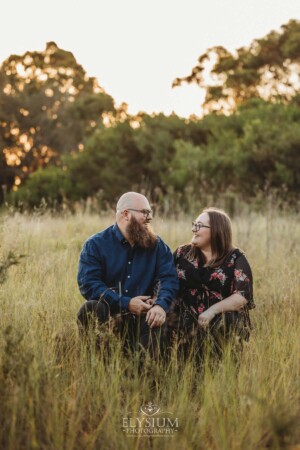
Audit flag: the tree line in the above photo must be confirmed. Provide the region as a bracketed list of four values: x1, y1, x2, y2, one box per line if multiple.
[1, 21, 300, 210]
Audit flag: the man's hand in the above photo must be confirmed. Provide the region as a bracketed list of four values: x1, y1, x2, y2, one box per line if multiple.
[198, 308, 217, 329]
[145, 297, 155, 306]
[146, 305, 166, 328]
[128, 296, 152, 315]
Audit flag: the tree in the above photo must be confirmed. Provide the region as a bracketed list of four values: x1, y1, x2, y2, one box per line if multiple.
[173, 20, 300, 114]
[0, 42, 115, 196]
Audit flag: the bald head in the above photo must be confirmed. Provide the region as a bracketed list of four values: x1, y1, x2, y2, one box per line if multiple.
[115, 192, 155, 245]
[116, 192, 150, 213]
[115, 192, 156, 246]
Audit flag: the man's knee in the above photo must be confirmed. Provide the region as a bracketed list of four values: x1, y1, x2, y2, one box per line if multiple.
[77, 300, 110, 328]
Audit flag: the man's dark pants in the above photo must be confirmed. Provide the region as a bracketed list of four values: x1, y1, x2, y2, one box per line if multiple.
[77, 300, 165, 357]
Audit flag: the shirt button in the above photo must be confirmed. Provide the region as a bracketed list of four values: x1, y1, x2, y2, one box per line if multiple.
[127, 275, 130, 278]
[128, 261, 131, 264]
[125, 290, 128, 293]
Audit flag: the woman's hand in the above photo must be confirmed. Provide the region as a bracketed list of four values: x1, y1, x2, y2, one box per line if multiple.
[198, 308, 217, 329]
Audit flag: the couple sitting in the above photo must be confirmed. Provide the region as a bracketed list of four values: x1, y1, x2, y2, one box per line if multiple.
[77, 192, 255, 357]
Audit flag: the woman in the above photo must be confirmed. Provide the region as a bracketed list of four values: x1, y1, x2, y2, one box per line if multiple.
[172, 207, 255, 356]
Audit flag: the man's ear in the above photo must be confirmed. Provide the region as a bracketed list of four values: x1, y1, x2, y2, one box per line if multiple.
[121, 209, 130, 222]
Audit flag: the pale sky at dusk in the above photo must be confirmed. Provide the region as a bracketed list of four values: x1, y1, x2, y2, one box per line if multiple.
[1, 0, 300, 117]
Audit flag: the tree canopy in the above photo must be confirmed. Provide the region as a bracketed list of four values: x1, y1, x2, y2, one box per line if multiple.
[173, 20, 300, 114]
[0, 42, 115, 198]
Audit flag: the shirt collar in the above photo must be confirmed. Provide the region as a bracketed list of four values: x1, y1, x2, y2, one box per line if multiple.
[113, 223, 128, 245]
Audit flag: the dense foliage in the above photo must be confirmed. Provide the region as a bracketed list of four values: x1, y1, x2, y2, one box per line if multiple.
[8, 99, 300, 209]
[1, 21, 300, 209]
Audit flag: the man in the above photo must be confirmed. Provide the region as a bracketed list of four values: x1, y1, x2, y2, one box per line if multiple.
[77, 192, 178, 354]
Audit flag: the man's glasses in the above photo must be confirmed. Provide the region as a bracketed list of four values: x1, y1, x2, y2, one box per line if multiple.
[127, 208, 153, 218]
[192, 222, 211, 231]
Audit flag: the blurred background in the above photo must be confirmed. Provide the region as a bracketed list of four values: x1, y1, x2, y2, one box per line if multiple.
[0, 0, 300, 212]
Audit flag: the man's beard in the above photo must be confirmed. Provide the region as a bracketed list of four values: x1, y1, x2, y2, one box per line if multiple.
[126, 216, 157, 248]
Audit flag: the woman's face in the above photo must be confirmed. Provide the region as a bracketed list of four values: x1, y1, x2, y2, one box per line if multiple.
[191, 212, 211, 250]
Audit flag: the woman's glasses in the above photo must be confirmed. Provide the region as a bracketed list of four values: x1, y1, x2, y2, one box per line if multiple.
[192, 222, 211, 232]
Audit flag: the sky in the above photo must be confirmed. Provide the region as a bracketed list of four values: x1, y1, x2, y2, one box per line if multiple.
[1, 0, 300, 117]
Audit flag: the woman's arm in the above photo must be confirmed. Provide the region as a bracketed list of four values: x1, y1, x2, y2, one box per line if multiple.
[198, 293, 247, 328]
[198, 252, 253, 328]
[210, 293, 247, 314]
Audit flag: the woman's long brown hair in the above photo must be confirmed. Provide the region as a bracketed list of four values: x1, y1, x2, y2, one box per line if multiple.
[187, 207, 234, 268]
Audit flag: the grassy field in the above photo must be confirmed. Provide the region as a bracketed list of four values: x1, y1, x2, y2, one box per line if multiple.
[0, 209, 299, 450]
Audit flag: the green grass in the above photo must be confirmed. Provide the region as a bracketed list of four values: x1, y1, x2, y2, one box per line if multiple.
[0, 210, 299, 450]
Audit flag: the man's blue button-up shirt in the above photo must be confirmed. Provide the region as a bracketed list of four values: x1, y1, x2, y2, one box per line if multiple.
[77, 224, 179, 312]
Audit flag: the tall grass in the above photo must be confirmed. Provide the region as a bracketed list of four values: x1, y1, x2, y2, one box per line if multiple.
[0, 209, 299, 450]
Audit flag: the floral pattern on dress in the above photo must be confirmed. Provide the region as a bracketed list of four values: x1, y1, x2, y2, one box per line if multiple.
[227, 255, 236, 267]
[234, 269, 249, 282]
[197, 303, 205, 314]
[210, 291, 223, 301]
[174, 245, 255, 320]
[210, 269, 227, 285]
[177, 268, 186, 280]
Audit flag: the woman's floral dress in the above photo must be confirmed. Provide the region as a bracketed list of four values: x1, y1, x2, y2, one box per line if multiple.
[172, 245, 255, 340]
